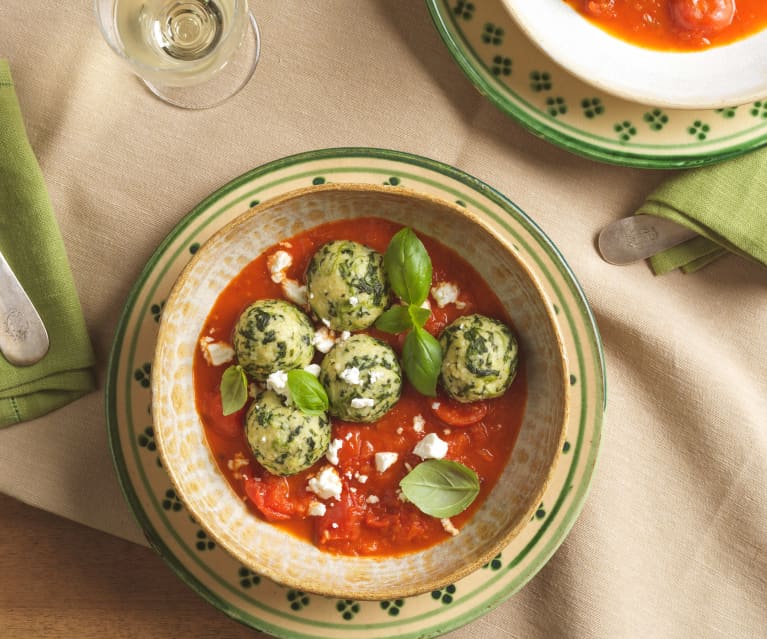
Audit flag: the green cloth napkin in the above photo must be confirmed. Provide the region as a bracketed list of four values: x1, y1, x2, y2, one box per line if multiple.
[0, 60, 95, 427]
[636, 149, 767, 274]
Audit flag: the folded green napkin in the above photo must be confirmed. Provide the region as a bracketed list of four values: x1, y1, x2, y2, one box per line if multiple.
[636, 149, 767, 274]
[0, 60, 95, 427]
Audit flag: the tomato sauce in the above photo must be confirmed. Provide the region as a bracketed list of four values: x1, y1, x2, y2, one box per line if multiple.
[566, 1, 767, 51]
[193, 217, 527, 557]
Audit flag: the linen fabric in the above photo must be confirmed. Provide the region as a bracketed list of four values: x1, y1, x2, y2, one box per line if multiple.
[0, 60, 96, 427]
[0, 2, 764, 638]
[637, 148, 767, 274]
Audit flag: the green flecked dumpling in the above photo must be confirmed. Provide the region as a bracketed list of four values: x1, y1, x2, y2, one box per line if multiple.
[439, 314, 518, 402]
[306, 240, 388, 331]
[319, 334, 402, 422]
[233, 299, 314, 381]
[245, 390, 331, 476]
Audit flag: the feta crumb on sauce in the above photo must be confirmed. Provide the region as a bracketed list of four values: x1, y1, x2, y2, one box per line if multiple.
[396, 426, 404, 435]
[199, 337, 235, 367]
[431, 401, 441, 410]
[313, 326, 336, 353]
[267, 250, 293, 283]
[366, 495, 380, 504]
[412, 414, 425, 433]
[413, 433, 449, 460]
[431, 281, 460, 308]
[308, 501, 327, 517]
[307, 466, 343, 500]
[356, 474, 368, 484]
[441, 518, 460, 537]
[281, 278, 307, 306]
[351, 397, 375, 408]
[326, 438, 344, 465]
[375, 451, 398, 473]
[340, 366, 362, 385]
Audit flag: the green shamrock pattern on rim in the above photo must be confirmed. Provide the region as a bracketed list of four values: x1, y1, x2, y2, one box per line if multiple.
[431, 0, 767, 167]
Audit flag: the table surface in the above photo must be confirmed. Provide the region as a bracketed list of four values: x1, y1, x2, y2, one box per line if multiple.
[0, 1, 765, 638]
[0, 493, 267, 638]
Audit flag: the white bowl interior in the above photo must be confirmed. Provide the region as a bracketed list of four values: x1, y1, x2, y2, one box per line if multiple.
[502, 0, 767, 109]
[152, 185, 568, 599]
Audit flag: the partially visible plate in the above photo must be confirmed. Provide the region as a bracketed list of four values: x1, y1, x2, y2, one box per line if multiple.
[106, 148, 605, 639]
[426, 0, 767, 168]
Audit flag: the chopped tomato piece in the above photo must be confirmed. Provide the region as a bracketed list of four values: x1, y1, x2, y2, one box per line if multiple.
[244, 476, 298, 522]
[314, 483, 366, 552]
[431, 397, 488, 426]
[199, 390, 246, 439]
[670, 0, 735, 34]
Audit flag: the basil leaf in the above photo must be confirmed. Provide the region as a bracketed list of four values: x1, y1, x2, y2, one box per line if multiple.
[408, 304, 431, 329]
[374, 305, 414, 334]
[399, 459, 480, 518]
[384, 227, 432, 306]
[220, 365, 248, 416]
[287, 369, 329, 416]
[402, 326, 442, 396]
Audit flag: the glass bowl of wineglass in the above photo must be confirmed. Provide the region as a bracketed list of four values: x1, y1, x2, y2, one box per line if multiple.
[95, 0, 260, 109]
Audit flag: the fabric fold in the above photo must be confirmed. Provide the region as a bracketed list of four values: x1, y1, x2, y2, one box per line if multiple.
[0, 60, 96, 426]
[635, 148, 767, 274]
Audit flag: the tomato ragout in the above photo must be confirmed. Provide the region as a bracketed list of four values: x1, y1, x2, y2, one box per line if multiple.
[566, 1, 767, 51]
[193, 217, 527, 557]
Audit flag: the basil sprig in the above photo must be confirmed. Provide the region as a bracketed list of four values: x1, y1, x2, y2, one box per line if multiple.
[384, 227, 432, 306]
[376, 228, 443, 396]
[287, 369, 329, 416]
[399, 459, 480, 518]
[220, 365, 248, 415]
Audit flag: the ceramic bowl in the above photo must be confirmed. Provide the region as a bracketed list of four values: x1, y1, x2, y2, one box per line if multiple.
[502, 0, 767, 109]
[151, 184, 569, 600]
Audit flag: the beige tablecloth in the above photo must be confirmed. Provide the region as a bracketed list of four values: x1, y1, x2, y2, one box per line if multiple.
[1, 1, 765, 637]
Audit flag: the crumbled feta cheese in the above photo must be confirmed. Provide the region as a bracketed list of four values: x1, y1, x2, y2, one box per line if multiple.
[326, 438, 344, 465]
[396, 426, 404, 435]
[431, 282, 460, 308]
[307, 466, 343, 500]
[351, 397, 375, 408]
[443, 428, 452, 435]
[356, 474, 368, 484]
[307, 501, 326, 517]
[421, 299, 432, 311]
[227, 452, 249, 477]
[369, 370, 382, 383]
[313, 326, 336, 353]
[375, 451, 398, 473]
[350, 486, 357, 493]
[412, 414, 425, 433]
[304, 363, 321, 377]
[331, 522, 339, 529]
[281, 278, 307, 306]
[431, 401, 441, 410]
[441, 518, 460, 536]
[349, 296, 359, 306]
[413, 433, 449, 460]
[366, 495, 380, 504]
[344, 432, 353, 440]
[267, 250, 293, 283]
[266, 370, 291, 403]
[199, 337, 235, 366]
[340, 331, 351, 340]
[340, 367, 362, 385]
[321, 317, 332, 328]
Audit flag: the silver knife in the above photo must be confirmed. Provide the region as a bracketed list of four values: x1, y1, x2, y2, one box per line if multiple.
[0, 247, 49, 366]
[598, 215, 698, 265]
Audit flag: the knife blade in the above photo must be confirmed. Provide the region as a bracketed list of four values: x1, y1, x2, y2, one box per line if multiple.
[0, 247, 49, 366]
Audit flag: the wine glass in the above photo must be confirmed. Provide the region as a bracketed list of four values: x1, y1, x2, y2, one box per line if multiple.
[95, 0, 260, 109]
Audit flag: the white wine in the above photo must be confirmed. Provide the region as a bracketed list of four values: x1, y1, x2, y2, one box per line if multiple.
[114, 0, 247, 87]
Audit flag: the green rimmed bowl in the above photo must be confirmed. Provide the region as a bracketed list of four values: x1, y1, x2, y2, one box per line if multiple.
[106, 147, 604, 638]
[151, 183, 569, 600]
